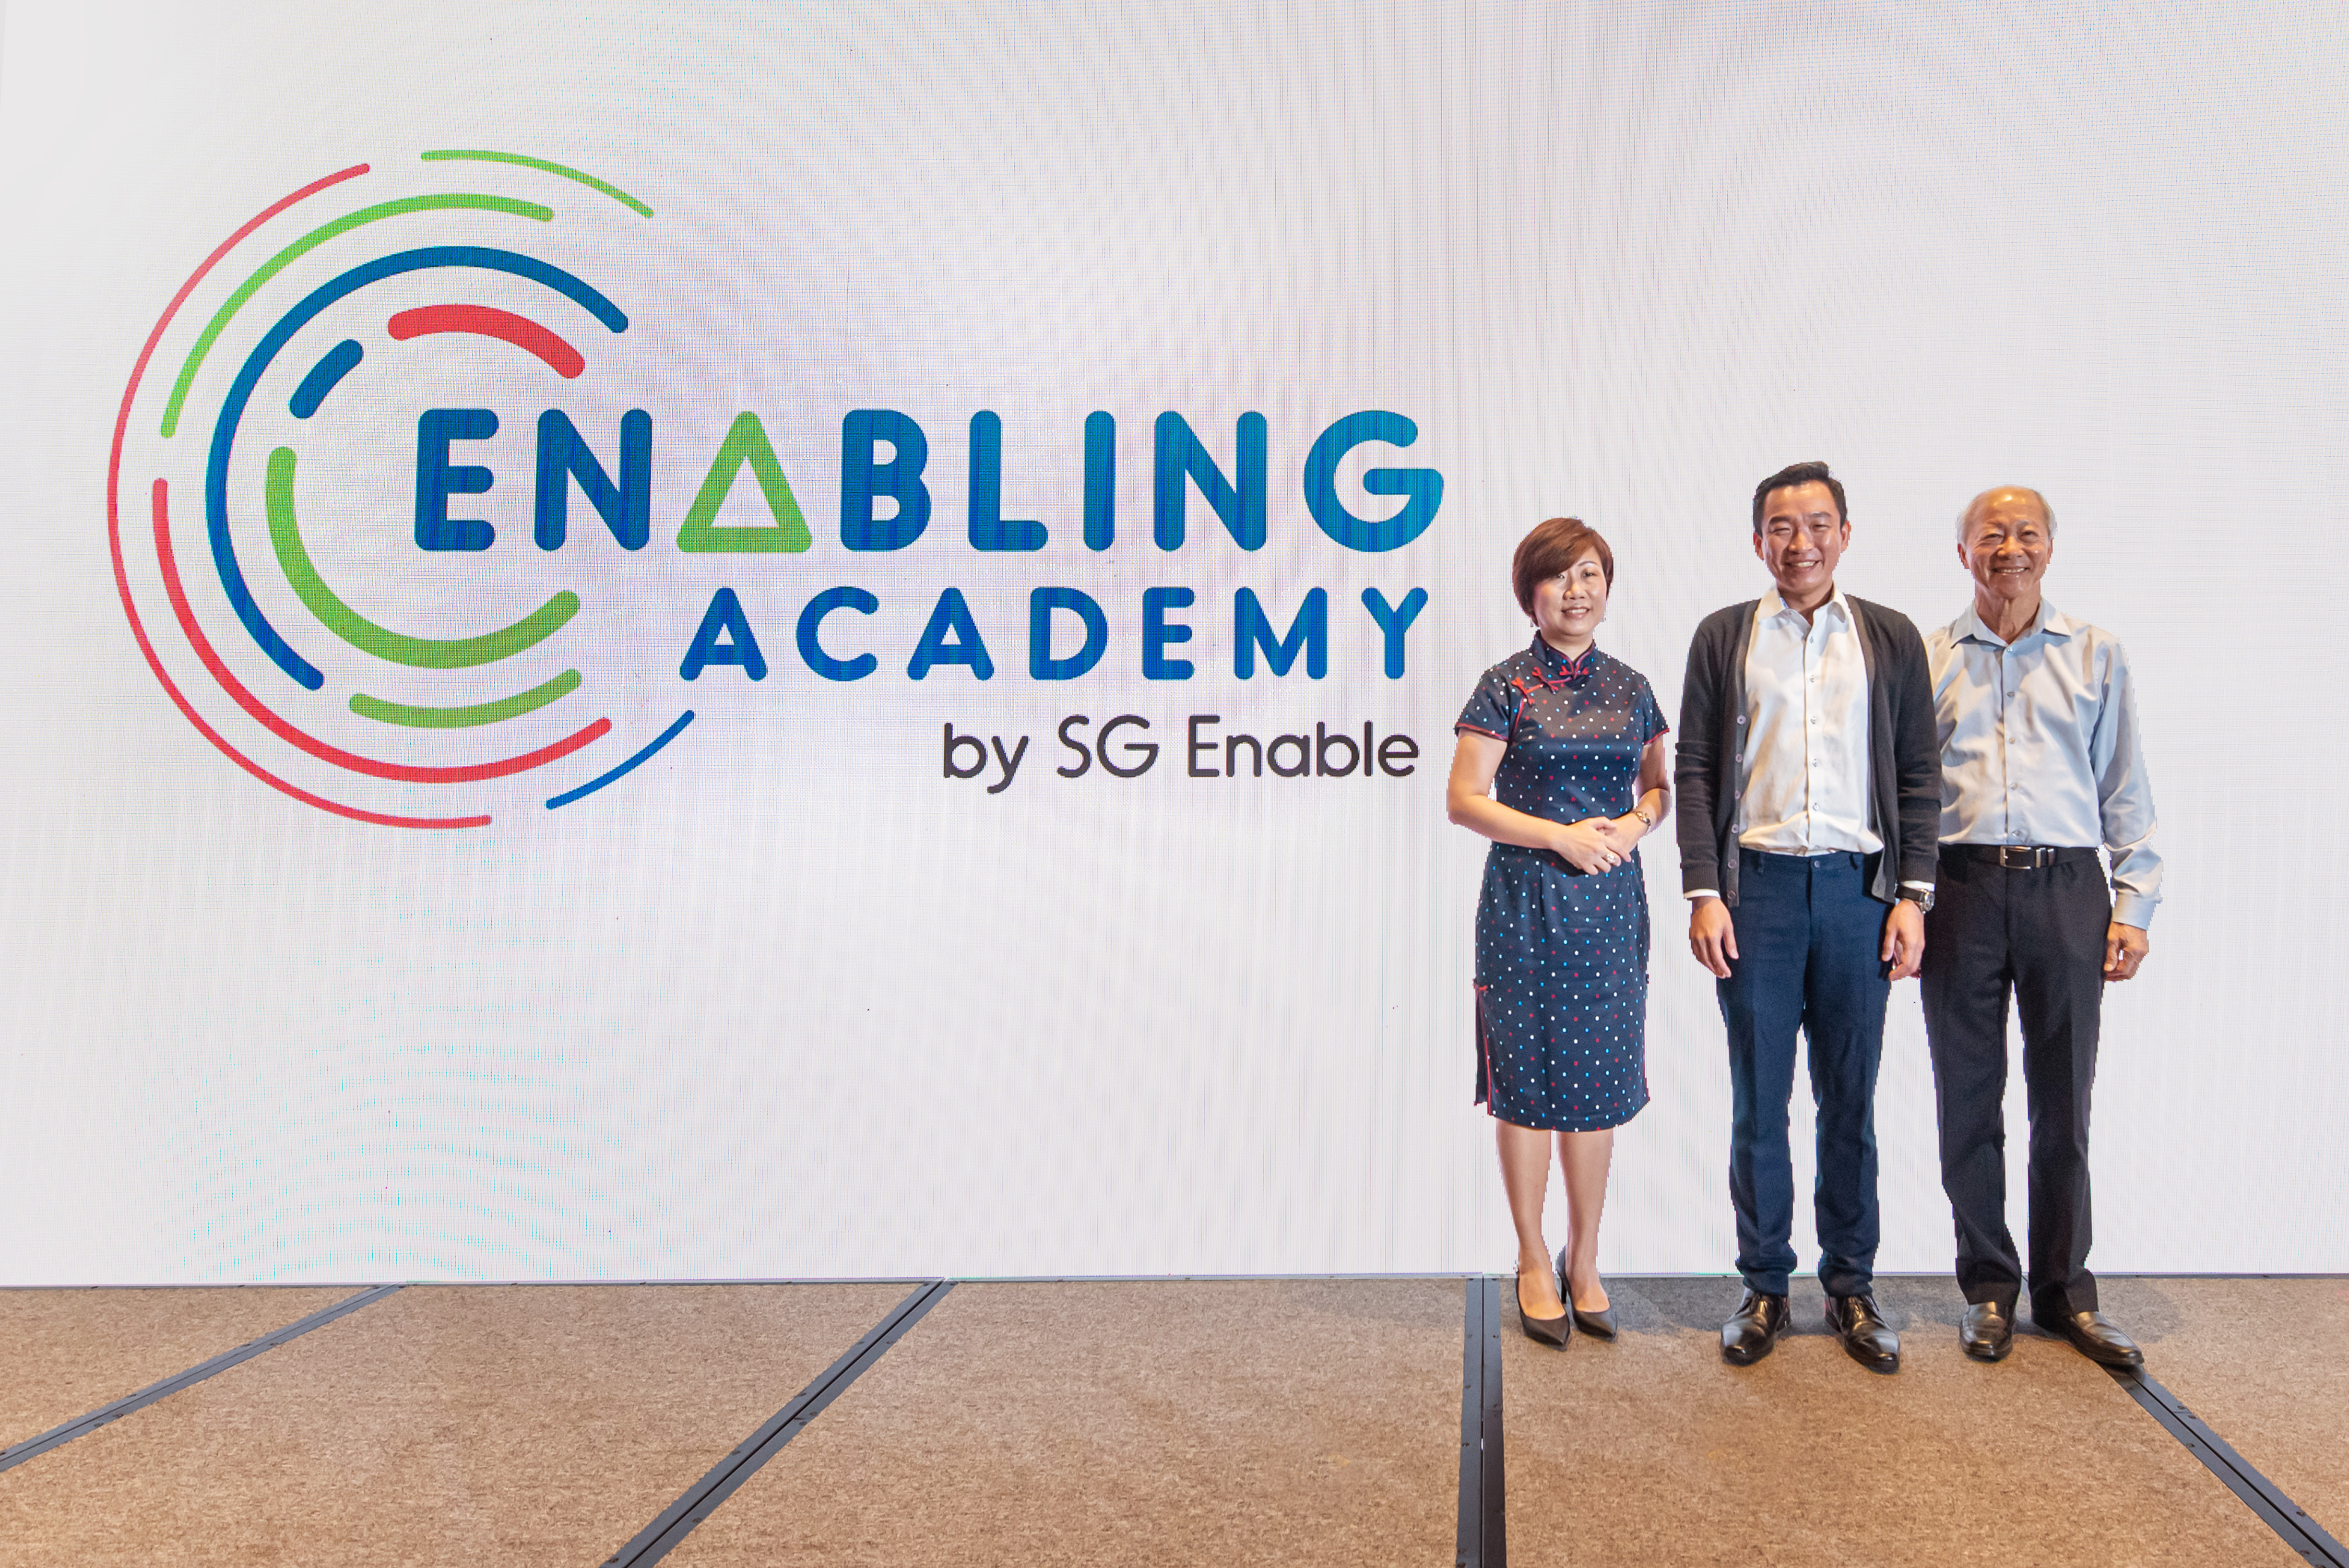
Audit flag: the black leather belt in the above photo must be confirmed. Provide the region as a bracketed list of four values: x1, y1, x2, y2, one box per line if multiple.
[1945, 844, 2100, 870]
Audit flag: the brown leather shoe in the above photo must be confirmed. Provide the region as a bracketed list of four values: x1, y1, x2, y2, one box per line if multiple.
[1720, 1289, 1788, 1365]
[2034, 1308, 2142, 1367]
[1960, 1301, 2014, 1362]
[1827, 1293, 1901, 1373]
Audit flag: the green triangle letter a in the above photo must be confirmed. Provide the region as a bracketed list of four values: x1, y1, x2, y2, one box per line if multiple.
[677, 413, 812, 553]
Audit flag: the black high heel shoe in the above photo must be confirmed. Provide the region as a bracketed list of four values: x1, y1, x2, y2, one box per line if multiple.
[1557, 1249, 1617, 1339]
[1516, 1266, 1571, 1347]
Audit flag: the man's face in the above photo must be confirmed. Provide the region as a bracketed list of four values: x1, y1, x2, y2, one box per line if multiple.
[1753, 481, 1848, 601]
[1958, 489, 2054, 611]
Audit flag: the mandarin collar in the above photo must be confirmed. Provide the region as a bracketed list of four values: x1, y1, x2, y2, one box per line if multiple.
[1531, 636, 1598, 682]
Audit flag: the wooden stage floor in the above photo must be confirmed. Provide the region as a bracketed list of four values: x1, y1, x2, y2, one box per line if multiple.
[1, 1275, 2341, 1565]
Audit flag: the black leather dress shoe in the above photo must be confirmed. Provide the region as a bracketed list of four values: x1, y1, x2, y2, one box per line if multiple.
[1720, 1289, 1788, 1365]
[2034, 1308, 2143, 1367]
[1960, 1301, 2014, 1362]
[1827, 1293, 1901, 1373]
[1557, 1248, 1617, 1338]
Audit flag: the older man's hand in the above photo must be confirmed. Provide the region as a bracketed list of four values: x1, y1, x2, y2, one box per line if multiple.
[2103, 922, 2149, 981]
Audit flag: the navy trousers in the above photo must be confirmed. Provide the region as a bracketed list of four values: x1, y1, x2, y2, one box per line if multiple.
[1718, 849, 1891, 1298]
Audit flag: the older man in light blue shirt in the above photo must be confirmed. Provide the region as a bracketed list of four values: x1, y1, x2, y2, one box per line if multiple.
[1921, 484, 2160, 1369]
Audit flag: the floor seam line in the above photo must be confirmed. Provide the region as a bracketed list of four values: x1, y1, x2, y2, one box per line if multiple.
[0, 1282, 404, 1473]
[2105, 1362, 2349, 1567]
[1456, 1274, 1506, 1567]
[600, 1278, 954, 1568]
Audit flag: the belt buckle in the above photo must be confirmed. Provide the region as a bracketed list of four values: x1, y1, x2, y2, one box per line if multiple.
[1997, 845, 2050, 870]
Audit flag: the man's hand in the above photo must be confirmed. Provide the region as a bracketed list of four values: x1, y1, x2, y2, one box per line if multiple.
[2104, 922, 2149, 981]
[1882, 900, 1925, 981]
[1689, 897, 1737, 978]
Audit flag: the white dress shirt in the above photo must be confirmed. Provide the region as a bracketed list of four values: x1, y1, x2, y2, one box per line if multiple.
[1924, 598, 2163, 926]
[1686, 586, 1925, 903]
[1738, 586, 1880, 856]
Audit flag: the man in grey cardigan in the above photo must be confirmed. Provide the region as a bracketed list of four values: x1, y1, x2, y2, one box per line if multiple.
[1675, 461, 1942, 1372]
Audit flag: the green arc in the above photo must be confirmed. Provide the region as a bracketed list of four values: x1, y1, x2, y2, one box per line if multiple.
[264, 445, 580, 669]
[349, 669, 582, 729]
[159, 193, 554, 438]
[421, 150, 654, 218]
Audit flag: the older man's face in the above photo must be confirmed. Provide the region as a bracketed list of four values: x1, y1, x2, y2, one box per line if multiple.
[1960, 489, 2054, 611]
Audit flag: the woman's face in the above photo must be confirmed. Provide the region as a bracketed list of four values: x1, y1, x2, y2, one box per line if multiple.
[1531, 549, 1608, 646]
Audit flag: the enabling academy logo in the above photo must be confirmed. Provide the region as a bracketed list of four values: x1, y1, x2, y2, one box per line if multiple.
[111, 152, 1448, 828]
[110, 151, 698, 828]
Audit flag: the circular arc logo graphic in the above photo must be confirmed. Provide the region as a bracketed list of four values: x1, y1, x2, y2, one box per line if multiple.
[109, 151, 694, 828]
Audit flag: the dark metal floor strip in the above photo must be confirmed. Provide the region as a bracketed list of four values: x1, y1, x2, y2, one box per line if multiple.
[0, 1282, 403, 1472]
[1456, 1274, 1505, 1567]
[2107, 1363, 2349, 1568]
[601, 1278, 954, 1568]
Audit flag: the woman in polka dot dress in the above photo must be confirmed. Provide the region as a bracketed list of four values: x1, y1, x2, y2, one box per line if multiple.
[1446, 517, 1671, 1346]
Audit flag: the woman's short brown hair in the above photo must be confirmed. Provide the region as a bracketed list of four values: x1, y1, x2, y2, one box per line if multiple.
[1511, 517, 1615, 615]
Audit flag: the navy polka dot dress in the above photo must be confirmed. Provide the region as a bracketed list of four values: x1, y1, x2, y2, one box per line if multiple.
[1456, 638, 1669, 1132]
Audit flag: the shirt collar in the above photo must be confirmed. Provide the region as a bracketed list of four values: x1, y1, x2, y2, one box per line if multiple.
[1951, 597, 2071, 648]
[1757, 584, 1852, 627]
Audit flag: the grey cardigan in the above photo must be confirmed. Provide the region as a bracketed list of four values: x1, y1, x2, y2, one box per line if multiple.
[1672, 595, 1941, 907]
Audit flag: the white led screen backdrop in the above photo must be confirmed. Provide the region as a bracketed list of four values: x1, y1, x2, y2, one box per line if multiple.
[0, 3, 2341, 1282]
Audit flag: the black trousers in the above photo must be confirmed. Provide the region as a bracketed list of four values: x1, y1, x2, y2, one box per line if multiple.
[1919, 850, 2110, 1317]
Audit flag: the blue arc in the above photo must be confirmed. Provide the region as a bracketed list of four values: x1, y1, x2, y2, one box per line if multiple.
[205, 245, 629, 691]
[290, 339, 364, 418]
[544, 710, 693, 809]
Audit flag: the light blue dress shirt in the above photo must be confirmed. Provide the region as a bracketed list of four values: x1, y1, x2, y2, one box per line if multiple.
[1924, 599, 2162, 926]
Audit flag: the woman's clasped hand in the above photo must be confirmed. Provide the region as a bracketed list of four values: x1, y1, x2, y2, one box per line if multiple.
[1552, 816, 1630, 873]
